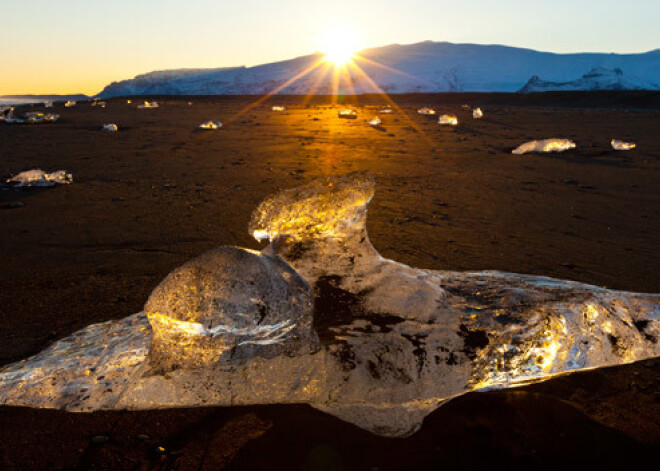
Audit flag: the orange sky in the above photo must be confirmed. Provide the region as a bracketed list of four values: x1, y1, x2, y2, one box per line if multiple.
[2, 0, 658, 96]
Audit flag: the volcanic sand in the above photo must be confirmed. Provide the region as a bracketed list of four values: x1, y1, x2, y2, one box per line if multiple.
[1, 95, 659, 469]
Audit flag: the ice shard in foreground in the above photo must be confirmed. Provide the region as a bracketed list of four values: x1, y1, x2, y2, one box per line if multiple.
[1, 173, 658, 437]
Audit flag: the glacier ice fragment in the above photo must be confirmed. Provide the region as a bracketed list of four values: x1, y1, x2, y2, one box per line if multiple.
[611, 139, 636, 151]
[438, 114, 458, 126]
[512, 139, 576, 155]
[368, 116, 381, 126]
[199, 120, 222, 130]
[6, 169, 73, 187]
[1, 172, 658, 437]
[417, 107, 436, 115]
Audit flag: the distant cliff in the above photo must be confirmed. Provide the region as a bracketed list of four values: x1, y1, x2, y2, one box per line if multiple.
[519, 68, 659, 92]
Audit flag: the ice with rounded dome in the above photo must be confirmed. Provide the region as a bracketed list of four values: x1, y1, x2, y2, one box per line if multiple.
[1, 173, 658, 437]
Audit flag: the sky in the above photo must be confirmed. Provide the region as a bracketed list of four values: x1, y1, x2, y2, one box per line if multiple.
[1, 0, 659, 95]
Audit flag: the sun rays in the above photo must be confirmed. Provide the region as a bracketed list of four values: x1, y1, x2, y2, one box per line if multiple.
[228, 41, 432, 144]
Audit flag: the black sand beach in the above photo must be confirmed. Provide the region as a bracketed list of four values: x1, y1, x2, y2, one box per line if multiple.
[1, 93, 659, 469]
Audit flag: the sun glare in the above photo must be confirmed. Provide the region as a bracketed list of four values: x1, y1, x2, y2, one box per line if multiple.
[318, 27, 360, 66]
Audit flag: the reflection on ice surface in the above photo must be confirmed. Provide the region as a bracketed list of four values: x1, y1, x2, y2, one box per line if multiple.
[6, 169, 72, 187]
[1, 173, 658, 437]
[512, 138, 576, 155]
[271, 105, 287, 111]
[611, 139, 636, 150]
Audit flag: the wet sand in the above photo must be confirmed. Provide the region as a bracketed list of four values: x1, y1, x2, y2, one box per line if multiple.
[1, 94, 659, 469]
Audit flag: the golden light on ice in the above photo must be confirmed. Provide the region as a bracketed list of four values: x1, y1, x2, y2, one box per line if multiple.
[319, 27, 359, 66]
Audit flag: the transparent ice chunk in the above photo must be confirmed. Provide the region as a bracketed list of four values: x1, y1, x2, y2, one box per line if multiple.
[512, 138, 576, 155]
[611, 139, 636, 150]
[198, 120, 222, 130]
[368, 116, 381, 126]
[1, 172, 658, 438]
[102, 123, 118, 132]
[417, 107, 436, 115]
[473, 107, 483, 119]
[438, 114, 458, 125]
[137, 101, 159, 109]
[338, 109, 357, 118]
[6, 169, 73, 187]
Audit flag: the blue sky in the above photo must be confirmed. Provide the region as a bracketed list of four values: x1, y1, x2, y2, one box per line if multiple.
[1, 0, 658, 94]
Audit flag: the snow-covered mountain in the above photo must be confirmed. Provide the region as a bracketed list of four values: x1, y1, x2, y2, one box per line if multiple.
[519, 68, 658, 92]
[97, 42, 660, 97]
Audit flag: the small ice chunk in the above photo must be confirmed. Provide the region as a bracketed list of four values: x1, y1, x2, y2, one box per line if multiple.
[272, 105, 287, 111]
[126, 99, 132, 104]
[473, 108, 483, 119]
[102, 123, 118, 132]
[64, 101, 76, 107]
[2, 110, 58, 124]
[512, 139, 576, 155]
[611, 139, 636, 151]
[338, 109, 357, 118]
[23, 112, 59, 124]
[199, 120, 222, 130]
[438, 114, 458, 126]
[91, 101, 106, 108]
[7, 169, 73, 187]
[43, 102, 53, 108]
[380, 107, 393, 114]
[417, 107, 436, 115]
[368, 116, 381, 126]
[137, 101, 159, 109]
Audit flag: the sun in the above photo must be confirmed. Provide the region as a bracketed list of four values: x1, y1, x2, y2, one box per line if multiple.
[318, 27, 360, 66]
